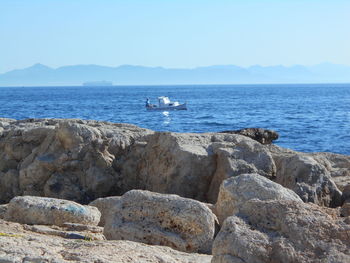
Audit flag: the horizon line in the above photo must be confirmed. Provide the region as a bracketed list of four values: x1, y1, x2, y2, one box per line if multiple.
[1, 82, 350, 89]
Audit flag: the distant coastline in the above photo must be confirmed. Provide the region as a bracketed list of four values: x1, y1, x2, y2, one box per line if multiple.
[1, 63, 350, 86]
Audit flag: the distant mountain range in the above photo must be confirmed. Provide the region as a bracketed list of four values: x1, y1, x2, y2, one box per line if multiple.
[1, 63, 350, 86]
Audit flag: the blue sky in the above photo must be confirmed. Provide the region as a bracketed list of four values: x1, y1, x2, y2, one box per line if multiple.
[0, 0, 349, 73]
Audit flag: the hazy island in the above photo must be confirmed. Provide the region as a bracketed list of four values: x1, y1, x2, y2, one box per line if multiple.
[1, 63, 350, 86]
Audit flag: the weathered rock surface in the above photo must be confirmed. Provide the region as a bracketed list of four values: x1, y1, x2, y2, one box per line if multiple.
[207, 134, 276, 203]
[0, 219, 211, 263]
[269, 145, 343, 207]
[0, 119, 277, 205]
[311, 152, 350, 192]
[121, 133, 208, 202]
[342, 184, 350, 203]
[341, 202, 350, 217]
[23, 224, 105, 241]
[220, 128, 279, 145]
[0, 119, 153, 204]
[212, 199, 350, 263]
[0, 118, 348, 209]
[104, 190, 216, 254]
[1, 118, 350, 261]
[89, 196, 121, 226]
[0, 204, 7, 219]
[107, 131, 276, 203]
[5, 196, 101, 226]
[117, 132, 216, 201]
[0, 118, 15, 129]
[215, 173, 302, 224]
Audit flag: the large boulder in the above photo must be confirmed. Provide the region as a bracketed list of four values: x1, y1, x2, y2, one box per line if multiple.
[0, 119, 152, 204]
[89, 196, 121, 226]
[269, 145, 343, 207]
[212, 199, 350, 263]
[207, 134, 276, 203]
[104, 190, 216, 254]
[115, 132, 217, 201]
[117, 132, 276, 203]
[5, 196, 101, 226]
[215, 173, 302, 224]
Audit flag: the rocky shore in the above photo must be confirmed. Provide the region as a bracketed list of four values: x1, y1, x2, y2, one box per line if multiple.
[0, 118, 349, 262]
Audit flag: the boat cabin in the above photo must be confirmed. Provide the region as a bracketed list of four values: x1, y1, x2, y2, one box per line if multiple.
[145, 96, 186, 110]
[158, 96, 179, 107]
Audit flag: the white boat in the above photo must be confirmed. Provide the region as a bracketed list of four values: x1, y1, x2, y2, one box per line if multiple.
[146, 96, 187, 111]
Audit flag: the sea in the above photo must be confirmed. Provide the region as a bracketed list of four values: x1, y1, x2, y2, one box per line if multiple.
[0, 84, 349, 155]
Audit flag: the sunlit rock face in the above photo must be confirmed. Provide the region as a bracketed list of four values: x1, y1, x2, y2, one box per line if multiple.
[5, 195, 101, 226]
[0, 118, 350, 262]
[0, 118, 348, 210]
[214, 173, 302, 224]
[269, 145, 344, 207]
[0, 119, 153, 204]
[212, 200, 350, 263]
[0, 119, 276, 205]
[0, 219, 212, 263]
[103, 190, 216, 254]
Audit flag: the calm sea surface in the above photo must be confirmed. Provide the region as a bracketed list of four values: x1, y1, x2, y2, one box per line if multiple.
[0, 84, 349, 155]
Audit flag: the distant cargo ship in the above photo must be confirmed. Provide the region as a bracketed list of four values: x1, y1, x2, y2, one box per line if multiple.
[83, 81, 113, 86]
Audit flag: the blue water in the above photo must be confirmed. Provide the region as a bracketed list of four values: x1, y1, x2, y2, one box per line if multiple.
[0, 84, 349, 155]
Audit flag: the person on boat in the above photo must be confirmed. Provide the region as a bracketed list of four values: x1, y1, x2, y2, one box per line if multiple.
[145, 98, 151, 107]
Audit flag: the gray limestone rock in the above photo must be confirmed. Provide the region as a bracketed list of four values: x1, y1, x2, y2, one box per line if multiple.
[340, 202, 350, 217]
[117, 132, 276, 204]
[269, 145, 343, 207]
[104, 190, 216, 254]
[212, 199, 350, 263]
[215, 173, 302, 224]
[0, 119, 152, 204]
[89, 196, 121, 226]
[116, 132, 217, 201]
[207, 134, 276, 203]
[0, 219, 212, 263]
[0, 204, 7, 219]
[0, 118, 348, 210]
[5, 196, 101, 226]
[342, 184, 350, 203]
[310, 152, 350, 192]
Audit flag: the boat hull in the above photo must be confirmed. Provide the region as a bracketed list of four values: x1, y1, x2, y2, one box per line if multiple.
[146, 103, 187, 111]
